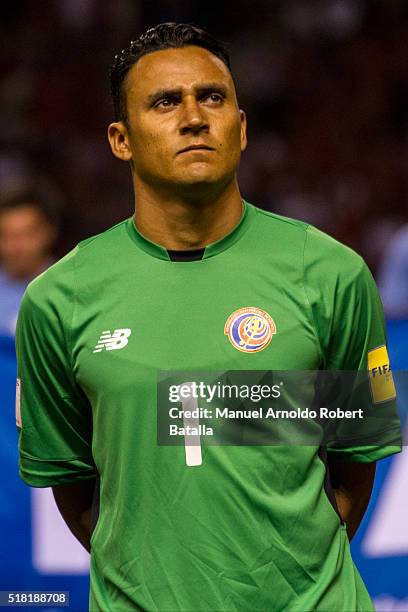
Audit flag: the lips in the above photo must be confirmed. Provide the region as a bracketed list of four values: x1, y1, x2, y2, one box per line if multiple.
[177, 144, 215, 154]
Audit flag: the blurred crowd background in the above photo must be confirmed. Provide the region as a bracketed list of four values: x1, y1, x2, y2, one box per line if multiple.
[0, 3, 407, 609]
[0, 0, 408, 325]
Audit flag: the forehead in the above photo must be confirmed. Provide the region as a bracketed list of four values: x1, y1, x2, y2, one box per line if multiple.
[0, 205, 44, 225]
[124, 45, 234, 100]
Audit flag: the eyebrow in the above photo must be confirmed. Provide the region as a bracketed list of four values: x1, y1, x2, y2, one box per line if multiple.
[147, 83, 228, 106]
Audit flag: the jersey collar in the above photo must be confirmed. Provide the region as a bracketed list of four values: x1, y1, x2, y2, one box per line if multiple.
[126, 200, 255, 261]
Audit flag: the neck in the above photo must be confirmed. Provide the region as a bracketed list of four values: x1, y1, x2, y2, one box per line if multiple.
[132, 178, 244, 250]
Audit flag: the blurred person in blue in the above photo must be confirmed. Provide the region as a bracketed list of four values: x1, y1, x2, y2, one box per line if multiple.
[0, 184, 58, 336]
[378, 225, 408, 319]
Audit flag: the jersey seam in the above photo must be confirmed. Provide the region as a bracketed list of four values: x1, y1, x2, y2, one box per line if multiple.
[326, 425, 402, 445]
[255, 206, 309, 230]
[19, 449, 94, 462]
[325, 254, 367, 370]
[20, 471, 96, 487]
[76, 219, 128, 254]
[326, 447, 400, 461]
[301, 226, 324, 366]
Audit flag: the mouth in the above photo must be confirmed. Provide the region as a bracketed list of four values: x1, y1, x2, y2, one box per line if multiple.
[177, 144, 215, 154]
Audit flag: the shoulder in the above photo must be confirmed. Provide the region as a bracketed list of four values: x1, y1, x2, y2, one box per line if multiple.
[250, 203, 365, 277]
[23, 218, 130, 308]
[252, 205, 309, 239]
[303, 223, 365, 280]
[74, 217, 130, 256]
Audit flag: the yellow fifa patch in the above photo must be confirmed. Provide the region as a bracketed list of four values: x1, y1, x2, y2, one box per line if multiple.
[368, 345, 397, 404]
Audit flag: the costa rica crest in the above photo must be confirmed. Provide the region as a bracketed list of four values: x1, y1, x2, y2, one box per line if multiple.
[224, 307, 276, 353]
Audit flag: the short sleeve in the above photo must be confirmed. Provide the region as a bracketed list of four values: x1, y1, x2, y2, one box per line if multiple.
[304, 225, 402, 462]
[16, 269, 95, 487]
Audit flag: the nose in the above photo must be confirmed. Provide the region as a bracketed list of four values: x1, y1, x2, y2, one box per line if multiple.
[179, 97, 209, 135]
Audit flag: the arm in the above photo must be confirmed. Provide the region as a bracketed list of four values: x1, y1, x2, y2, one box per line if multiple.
[52, 478, 96, 553]
[328, 457, 376, 541]
[16, 285, 96, 545]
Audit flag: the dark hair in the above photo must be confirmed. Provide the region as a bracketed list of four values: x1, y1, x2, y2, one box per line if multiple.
[110, 22, 232, 123]
[0, 181, 61, 227]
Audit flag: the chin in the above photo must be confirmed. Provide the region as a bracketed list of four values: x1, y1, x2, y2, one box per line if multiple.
[172, 177, 230, 201]
[180, 176, 223, 191]
[178, 166, 226, 185]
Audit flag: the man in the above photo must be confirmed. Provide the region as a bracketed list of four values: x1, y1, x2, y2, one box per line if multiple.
[0, 184, 57, 336]
[378, 224, 408, 318]
[16, 23, 401, 611]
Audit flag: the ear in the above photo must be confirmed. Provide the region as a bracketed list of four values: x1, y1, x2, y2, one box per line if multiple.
[107, 121, 133, 161]
[239, 109, 247, 152]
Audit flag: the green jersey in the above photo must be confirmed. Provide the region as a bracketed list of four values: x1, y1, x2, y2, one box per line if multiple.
[16, 201, 401, 611]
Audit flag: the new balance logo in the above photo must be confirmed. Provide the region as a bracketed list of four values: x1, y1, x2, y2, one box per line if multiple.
[93, 328, 131, 353]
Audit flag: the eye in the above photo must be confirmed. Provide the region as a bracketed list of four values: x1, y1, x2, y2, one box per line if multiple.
[155, 98, 176, 109]
[205, 93, 223, 103]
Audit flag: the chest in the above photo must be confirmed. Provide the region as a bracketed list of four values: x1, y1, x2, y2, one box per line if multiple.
[72, 261, 320, 403]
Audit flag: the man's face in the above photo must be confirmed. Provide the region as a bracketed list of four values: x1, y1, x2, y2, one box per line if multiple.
[109, 45, 247, 193]
[0, 205, 56, 279]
